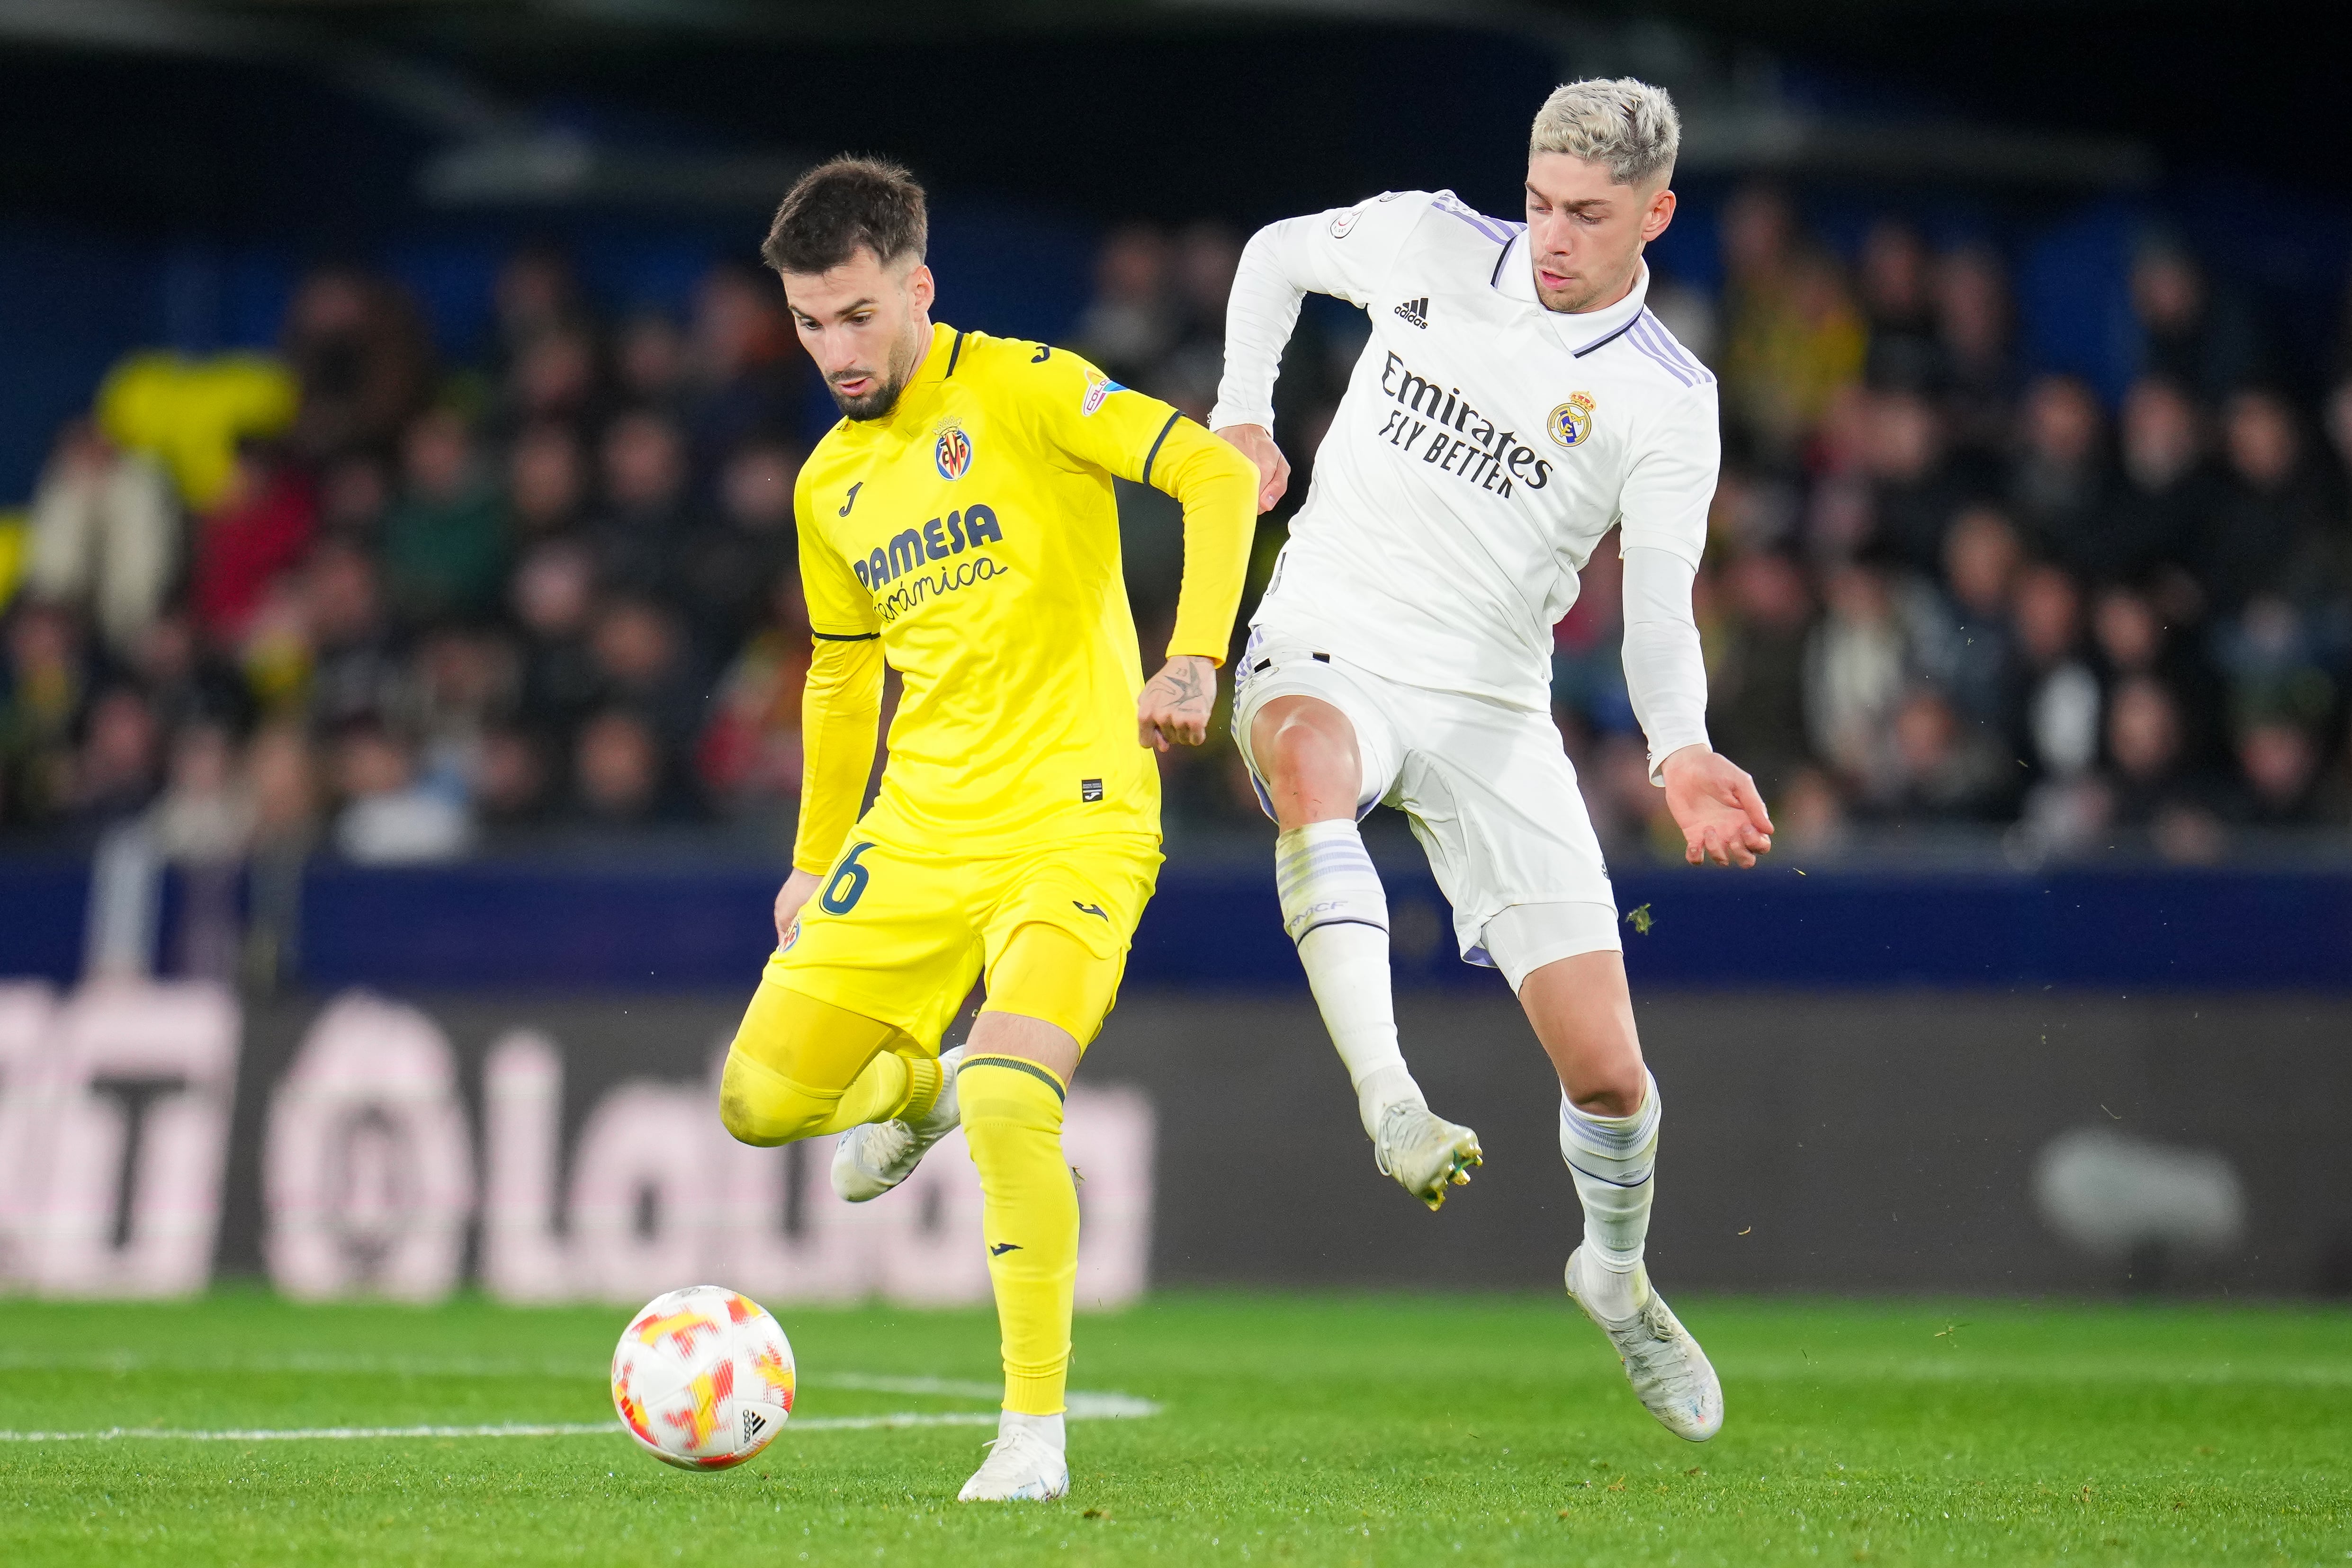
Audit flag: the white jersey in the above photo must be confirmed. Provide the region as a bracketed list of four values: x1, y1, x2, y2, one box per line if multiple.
[1211, 189, 1718, 764]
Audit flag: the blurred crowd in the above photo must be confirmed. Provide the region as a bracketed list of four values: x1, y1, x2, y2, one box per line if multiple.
[2, 252, 815, 868]
[5, 187, 2352, 877]
[1638, 191, 2352, 864]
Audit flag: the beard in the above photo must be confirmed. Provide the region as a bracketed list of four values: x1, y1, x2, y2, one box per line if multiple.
[826, 325, 925, 421]
[1533, 263, 1612, 314]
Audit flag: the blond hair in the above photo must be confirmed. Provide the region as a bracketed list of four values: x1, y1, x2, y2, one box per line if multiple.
[1530, 77, 1680, 188]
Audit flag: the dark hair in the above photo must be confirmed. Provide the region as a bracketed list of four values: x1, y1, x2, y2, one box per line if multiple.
[762, 156, 927, 275]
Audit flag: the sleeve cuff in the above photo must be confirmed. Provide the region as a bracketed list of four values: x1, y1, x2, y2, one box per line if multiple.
[1647, 737, 1711, 788]
[1163, 639, 1228, 668]
[1206, 403, 1273, 435]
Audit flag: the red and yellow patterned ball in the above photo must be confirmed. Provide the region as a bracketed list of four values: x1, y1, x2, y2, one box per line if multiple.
[610, 1285, 796, 1470]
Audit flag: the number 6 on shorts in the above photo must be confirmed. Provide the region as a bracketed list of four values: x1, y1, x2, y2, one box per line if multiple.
[821, 842, 876, 915]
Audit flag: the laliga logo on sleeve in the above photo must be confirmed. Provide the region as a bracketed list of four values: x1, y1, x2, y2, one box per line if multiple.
[934, 418, 974, 480]
[1080, 368, 1125, 417]
[1548, 391, 1598, 448]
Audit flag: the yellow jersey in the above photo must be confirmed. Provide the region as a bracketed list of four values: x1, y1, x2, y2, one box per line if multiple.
[790, 322, 1257, 871]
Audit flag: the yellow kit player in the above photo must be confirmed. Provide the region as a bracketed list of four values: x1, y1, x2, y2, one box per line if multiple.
[716, 157, 1258, 1503]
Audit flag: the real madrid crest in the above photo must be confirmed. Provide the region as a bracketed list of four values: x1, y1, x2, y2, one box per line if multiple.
[934, 418, 973, 480]
[1548, 392, 1597, 449]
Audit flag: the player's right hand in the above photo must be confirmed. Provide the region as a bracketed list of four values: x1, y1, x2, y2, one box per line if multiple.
[1215, 423, 1290, 513]
[773, 868, 824, 946]
[1660, 745, 1774, 869]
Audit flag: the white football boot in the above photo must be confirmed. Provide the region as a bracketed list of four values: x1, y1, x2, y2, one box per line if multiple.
[1373, 1101, 1483, 1210]
[831, 1045, 966, 1203]
[1564, 1246, 1724, 1441]
[956, 1427, 1070, 1503]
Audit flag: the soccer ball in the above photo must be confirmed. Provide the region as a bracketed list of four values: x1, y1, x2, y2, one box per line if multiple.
[610, 1285, 796, 1470]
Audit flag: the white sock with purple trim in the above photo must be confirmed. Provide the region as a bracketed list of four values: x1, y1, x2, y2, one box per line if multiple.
[1275, 820, 1425, 1136]
[1560, 1070, 1662, 1319]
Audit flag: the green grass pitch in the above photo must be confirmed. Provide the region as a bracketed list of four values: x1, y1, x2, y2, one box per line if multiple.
[3, 1289, 2347, 1565]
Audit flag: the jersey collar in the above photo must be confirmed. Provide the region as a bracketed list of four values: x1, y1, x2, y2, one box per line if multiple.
[1495, 240, 1653, 356]
[870, 322, 960, 436]
[914, 320, 959, 384]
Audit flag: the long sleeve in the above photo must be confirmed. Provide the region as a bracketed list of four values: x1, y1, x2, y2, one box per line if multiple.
[1209, 193, 1433, 434]
[1621, 546, 1713, 785]
[1141, 417, 1258, 664]
[792, 467, 886, 874]
[1013, 344, 1259, 666]
[1207, 218, 1314, 434]
[1616, 378, 1721, 783]
[791, 633, 884, 874]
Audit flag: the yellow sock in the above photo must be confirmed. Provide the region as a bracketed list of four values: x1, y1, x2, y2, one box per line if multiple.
[957, 1055, 1076, 1415]
[718, 982, 944, 1146]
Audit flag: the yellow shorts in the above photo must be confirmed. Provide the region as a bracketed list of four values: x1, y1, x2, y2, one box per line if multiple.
[769, 830, 1161, 1054]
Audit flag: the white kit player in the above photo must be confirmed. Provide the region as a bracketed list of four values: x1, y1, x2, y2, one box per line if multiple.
[1211, 78, 1772, 1441]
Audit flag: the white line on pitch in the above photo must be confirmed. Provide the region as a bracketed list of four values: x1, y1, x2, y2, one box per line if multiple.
[0, 1353, 1161, 1417]
[0, 1423, 627, 1443]
[0, 1407, 1149, 1443]
[0, 1352, 1159, 1409]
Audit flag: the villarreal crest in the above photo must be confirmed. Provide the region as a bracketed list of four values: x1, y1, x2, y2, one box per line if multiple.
[1548, 391, 1598, 448]
[934, 419, 974, 480]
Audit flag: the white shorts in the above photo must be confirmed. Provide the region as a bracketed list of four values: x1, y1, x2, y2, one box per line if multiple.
[1231, 625, 1621, 986]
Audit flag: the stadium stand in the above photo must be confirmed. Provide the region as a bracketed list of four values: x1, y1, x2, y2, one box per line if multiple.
[3, 186, 2350, 878]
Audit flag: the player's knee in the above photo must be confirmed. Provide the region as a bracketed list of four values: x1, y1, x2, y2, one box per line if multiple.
[718, 1048, 828, 1147]
[717, 1051, 783, 1145]
[1260, 700, 1355, 771]
[1262, 708, 1349, 779]
[1256, 705, 1359, 819]
[955, 1056, 1066, 1135]
[1566, 1064, 1648, 1121]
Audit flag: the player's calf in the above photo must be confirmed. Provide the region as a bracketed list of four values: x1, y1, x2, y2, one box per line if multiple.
[1271, 817, 1489, 1203]
[1557, 1068, 1661, 1318]
[830, 1045, 966, 1200]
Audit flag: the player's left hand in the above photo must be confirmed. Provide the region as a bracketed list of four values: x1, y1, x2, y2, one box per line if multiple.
[1660, 745, 1773, 869]
[1137, 654, 1218, 751]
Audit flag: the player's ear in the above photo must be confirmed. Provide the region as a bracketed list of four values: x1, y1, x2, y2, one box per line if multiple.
[1641, 187, 1677, 244]
[903, 262, 936, 314]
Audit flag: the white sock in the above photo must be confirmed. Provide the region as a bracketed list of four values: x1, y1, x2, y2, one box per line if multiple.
[1560, 1070, 1661, 1318]
[1275, 820, 1424, 1136]
[999, 1409, 1065, 1452]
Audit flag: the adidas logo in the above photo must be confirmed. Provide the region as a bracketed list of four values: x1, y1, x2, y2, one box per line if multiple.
[741, 1408, 770, 1442]
[1393, 296, 1429, 329]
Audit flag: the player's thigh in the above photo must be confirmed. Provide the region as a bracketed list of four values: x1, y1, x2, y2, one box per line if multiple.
[1230, 628, 1404, 822]
[728, 983, 902, 1086]
[1392, 697, 1619, 969]
[768, 834, 986, 1055]
[975, 837, 1161, 1054]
